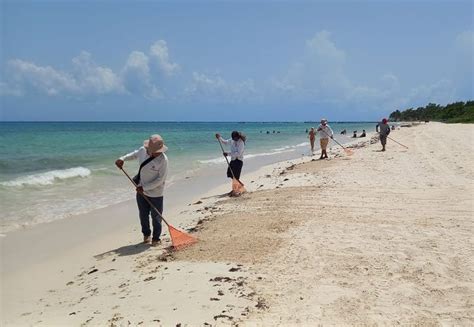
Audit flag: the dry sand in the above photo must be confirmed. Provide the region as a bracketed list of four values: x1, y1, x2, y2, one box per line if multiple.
[1, 122, 473, 325]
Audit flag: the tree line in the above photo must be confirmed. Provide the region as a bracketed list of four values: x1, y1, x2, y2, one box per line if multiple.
[389, 100, 474, 123]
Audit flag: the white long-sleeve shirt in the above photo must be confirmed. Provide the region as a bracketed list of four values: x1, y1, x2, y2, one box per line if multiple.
[119, 146, 168, 197]
[218, 137, 245, 161]
[317, 124, 334, 139]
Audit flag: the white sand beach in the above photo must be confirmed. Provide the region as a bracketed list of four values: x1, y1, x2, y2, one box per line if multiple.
[1, 122, 473, 325]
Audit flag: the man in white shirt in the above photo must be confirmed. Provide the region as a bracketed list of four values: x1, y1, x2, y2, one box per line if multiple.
[115, 134, 168, 246]
[317, 118, 334, 159]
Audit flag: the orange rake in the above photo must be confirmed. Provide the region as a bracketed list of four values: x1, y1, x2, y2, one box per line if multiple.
[119, 167, 197, 250]
[332, 138, 354, 156]
[321, 130, 354, 156]
[217, 138, 246, 195]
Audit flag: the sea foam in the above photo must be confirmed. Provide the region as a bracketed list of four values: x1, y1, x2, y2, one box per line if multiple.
[0, 167, 91, 187]
[198, 142, 309, 165]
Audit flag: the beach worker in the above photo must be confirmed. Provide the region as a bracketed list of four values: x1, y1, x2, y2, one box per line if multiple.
[215, 131, 246, 194]
[352, 130, 358, 138]
[316, 118, 334, 159]
[376, 118, 391, 151]
[115, 135, 168, 246]
[359, 130, 366, 138]
[308, 127, 316, 154]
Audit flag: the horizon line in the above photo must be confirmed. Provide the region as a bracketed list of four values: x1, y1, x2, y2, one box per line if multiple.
[0, 120, 379, 123]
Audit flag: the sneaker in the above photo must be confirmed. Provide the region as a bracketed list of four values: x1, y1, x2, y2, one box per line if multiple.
[151, 239, 161, 247]
[143, 236, 152, 244]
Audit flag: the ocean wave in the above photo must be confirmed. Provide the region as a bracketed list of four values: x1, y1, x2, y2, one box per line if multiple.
[198, 157, 227, 164]
[273, 142, 309, 151]
[198, 145, 303, 165]
[0, 167, 91, 187]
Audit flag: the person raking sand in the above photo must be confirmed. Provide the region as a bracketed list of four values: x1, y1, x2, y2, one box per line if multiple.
[316, 118, 334, 159]
[115, 134, 168, 246]
[215, 131, 246, 196]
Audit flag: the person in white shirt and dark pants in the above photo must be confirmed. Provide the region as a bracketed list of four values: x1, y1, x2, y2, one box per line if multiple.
[115, 134, 168, 246]
[216, 131, 246, 192]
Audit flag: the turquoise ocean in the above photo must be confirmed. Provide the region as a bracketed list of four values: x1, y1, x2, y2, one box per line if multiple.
[0, 122, 376, 233]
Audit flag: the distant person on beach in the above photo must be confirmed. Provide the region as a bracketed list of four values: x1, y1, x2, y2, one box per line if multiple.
[340, 129, 347, 135]
[352, 131, 358, 138]
[317, 118, 334, 159]
[308, 127, 316, 154]
[115, 135, 168, 246]
[359, 130, 366, 137]
[376, 118, 391, 151]
[215, 131, 246, 194]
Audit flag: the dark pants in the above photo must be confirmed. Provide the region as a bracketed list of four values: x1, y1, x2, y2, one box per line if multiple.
[136, 193, 163, 241]
[380, 135, 387, 146]
[227, 159, 243, 180]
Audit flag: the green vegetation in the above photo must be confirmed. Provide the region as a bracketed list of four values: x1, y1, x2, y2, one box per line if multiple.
[389, 100, 474, 123]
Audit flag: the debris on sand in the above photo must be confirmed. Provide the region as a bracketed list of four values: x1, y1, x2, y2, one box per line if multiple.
[255, 297, 269, 310]
[213, 314, 233, 321]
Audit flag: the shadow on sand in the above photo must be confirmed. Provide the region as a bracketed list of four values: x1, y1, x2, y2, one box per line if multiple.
[200, 192, 232, 200]
[94, 242, 150, 260]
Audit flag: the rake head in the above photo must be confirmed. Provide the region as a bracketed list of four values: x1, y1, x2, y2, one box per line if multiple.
[232, 178, 246, 195]
[167, 225, 198, 250]
[344, 148, 354, 156]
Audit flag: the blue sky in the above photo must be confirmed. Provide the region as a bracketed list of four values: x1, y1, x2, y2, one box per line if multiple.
[0, 0, 472, 121]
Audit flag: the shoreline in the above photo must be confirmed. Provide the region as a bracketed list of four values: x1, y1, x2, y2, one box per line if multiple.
[0, 130, 368, 235]
[4, 123, 471, 325]
[1, 132, 371, 272]
[1, 133, 374, 324]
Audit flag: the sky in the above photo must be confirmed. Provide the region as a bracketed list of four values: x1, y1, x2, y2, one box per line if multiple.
[0, 0, 472, 121]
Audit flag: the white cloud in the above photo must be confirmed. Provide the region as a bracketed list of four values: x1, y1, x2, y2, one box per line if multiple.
[71, 51, 124, 94]
[123, 51, 150, 76]
[149, 40, 180, 76]
[6, 59, 79, 96]
[1, 40, 181, 99]
[270, 31, 403, 111]
[184, 72, 258, 103]
[3, 53, 124, 97]
[306, 30, 346, 66]
[408, 79, 456, 106]
[121, 51, 162, 99]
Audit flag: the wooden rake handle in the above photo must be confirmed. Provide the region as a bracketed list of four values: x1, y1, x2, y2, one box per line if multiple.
[216, 138, 244, 186]
[118, 167, 170, 227]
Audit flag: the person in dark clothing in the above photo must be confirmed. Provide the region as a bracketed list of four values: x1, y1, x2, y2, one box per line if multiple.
[376, 118, 391, 151]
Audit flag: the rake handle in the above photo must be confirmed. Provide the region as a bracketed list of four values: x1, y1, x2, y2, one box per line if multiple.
[387, 135, 409, 149]
[320, 129, 348, 150]
[118, 167, 170, 227]
[216, 138, 245, 186]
